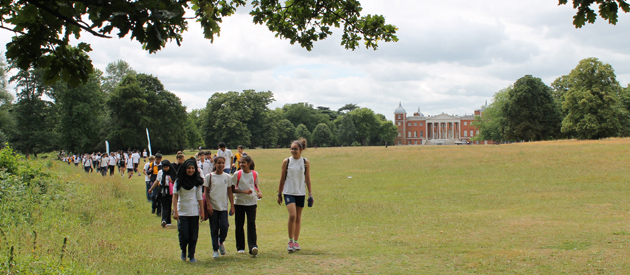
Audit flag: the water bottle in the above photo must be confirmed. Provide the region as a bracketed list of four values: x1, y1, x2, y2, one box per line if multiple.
[307, 196, 314, 207]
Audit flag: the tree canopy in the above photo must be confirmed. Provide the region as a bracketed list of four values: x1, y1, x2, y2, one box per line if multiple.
[0, 0, 398, 85]
[502, 75, 561, 141]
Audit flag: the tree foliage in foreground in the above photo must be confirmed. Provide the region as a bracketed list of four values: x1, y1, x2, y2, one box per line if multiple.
[1, 0, 397, 86]
[559, 0, 630, 28]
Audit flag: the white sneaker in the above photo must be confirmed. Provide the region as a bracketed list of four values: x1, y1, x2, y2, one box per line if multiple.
[237, 250, 245, 254]
[251, 247, 258, 257]
[212, 251, 220, 259]
[287, 241, 295, 252]
[219, 243, 226, 255]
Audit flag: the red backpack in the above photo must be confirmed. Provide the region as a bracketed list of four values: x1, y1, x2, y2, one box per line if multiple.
[236, 170, 260, 193]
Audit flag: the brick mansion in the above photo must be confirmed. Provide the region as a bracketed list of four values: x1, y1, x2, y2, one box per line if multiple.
[394, 103, 491, 145]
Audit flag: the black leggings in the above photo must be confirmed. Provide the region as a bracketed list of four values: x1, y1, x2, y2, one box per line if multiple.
[234, 205, 257, 253]
[178, 216, 199, 259]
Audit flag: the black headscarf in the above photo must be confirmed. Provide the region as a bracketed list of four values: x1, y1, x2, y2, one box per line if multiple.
[160, 160, 176, 187]
[176, 158, 203, 191]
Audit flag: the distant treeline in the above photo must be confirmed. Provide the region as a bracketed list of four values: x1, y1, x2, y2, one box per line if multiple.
[0, 60, 397, 156]
[473, 57, 630, 142]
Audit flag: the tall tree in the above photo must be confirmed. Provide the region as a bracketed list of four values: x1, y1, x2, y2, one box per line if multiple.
[348, 107, 378, 145]
[377, 119, 398, 146]
[276, 119, 297, 147]
[2, 0, 397, 85]
[102, 60, 137, 94]
[139, 74, 188, 153]
[9, 69, 57, 156]
[561, 58, 625, 139]
[107, 75, 148, 150]
[311, 123, 333, 147]
[51, 71, 106, 153]
[241, 90, 275, 148]
[283, 102, 327, 131]
[185, 114, 204, 150]
[502, 75, 562, 141]
[338, 103, 359, 113]
[296, 124, 311, 141]
[0, 58, 13, 147]
[472, 87, 510, 142]
[337, 114, 357, 146]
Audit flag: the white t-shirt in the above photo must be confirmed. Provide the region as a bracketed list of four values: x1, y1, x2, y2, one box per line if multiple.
[126, 157, 134, 169]
[217, 149, 233, 165]
[283, 157, 307, 196]
[132, 153, 140, 164]
[108, 156, 117, 166]
[143, 151, 147, 157]
[100, 156, 109, 167]
[231, 170, 259, 206]
[83, 157, 91, 167]
[203, 173, 233, 211]
[173, 180, 202, 216]
[203, 159, 213, 176]
[143, 162, 151, 181]
[197, 160, 205, 176]
[156, 170, 173, 195]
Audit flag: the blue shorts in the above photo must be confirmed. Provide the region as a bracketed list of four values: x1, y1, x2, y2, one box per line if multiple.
[284, 195, 305, 207]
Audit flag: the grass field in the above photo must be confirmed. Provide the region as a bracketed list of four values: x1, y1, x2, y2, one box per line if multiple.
[7, 139, 630, 274]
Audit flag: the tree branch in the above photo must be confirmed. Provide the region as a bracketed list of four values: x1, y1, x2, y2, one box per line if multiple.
[24, 0, 112, 39]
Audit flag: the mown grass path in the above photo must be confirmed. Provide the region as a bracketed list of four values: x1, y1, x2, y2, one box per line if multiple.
[49, 139, 630, 273]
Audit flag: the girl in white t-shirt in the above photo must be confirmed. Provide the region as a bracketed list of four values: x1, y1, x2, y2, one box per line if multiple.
[203, 156, 235, 258]
[277, 138, 313, 253]
[100, 153, 109, 176]
[231, 155, 262, 257]
[172, 158, 204, 262]
[108, 152, 117, 176]
[125, 153, 134, 179]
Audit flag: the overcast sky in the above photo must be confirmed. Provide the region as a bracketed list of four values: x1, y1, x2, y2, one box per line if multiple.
[2, 0, 630, 121]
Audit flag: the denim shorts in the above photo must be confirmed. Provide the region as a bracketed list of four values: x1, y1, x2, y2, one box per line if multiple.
[284, 194, 305, 207]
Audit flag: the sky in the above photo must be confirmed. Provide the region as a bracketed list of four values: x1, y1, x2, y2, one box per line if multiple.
[1, 0, 630, 122]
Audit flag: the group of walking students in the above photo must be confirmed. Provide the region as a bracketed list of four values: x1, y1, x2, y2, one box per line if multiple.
[136, 139, 314, 262]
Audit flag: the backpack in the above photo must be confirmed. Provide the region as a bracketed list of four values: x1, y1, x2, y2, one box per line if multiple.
[236, 170, 260, 193]
[284, 157, 307, 180]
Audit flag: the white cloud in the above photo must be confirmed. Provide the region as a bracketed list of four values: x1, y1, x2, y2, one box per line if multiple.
[2, 0, 630, 121]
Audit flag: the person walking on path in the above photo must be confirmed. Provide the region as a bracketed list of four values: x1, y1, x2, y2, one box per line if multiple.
[203, 156, 235, 259]
[172, 158, 204, 262]
[231, 155, 262, 257]
[277, 138, 313, 253]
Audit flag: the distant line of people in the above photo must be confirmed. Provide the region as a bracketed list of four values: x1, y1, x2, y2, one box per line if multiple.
[61, 149, 148, 178]
[61, 140, 314, 263]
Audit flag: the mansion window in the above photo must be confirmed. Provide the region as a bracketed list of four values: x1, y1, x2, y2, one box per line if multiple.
[398, 115, 401, 119]
[408, 131, 411, 137]
[398, 122, 401, 126]
[408, 123, 411, 126]
[464, 122, 467, 126]
[414, 131, 417, 137]
[420, 123, 423, 126]
[463, 131, 467, 137]
[420, 131, 423, 137]
[414, 123, 417, 126]
[398, 132, 401, 137]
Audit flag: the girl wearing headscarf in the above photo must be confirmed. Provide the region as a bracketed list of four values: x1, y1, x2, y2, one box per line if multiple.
[172, 158, 204, 262]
